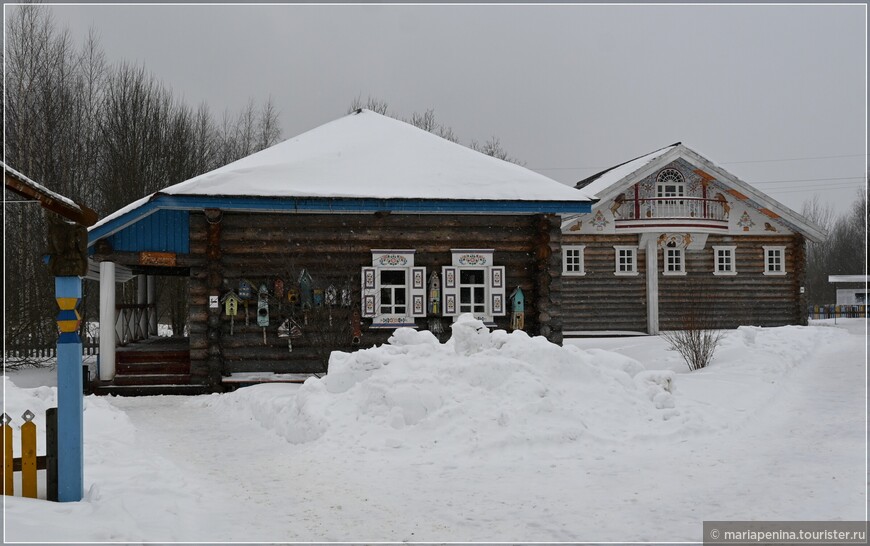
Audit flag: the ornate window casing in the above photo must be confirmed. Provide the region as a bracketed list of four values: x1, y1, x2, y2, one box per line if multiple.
[763, 246, 787, 276]
[663, 248, 686, 276]
[656, 168, 686, 198]
[713, 245, 737, 276]
[442, 249, 506, 324]
[563, 245, 586, 276]
[614, 245, 638, 276]
[361, 250, 426, 328]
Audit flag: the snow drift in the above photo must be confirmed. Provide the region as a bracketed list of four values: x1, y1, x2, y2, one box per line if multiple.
[204, 315, 684, 453]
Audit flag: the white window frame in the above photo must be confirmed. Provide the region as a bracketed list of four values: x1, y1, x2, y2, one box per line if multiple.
[363, 250, 426, 328]
[763, 246, 787, 276]
[713, 245, 737, 276]
[442, 249, 506, 324]
[662, 247, 686, 276]
[563, 245, 586, 276]
[614, 245, 638, 276]
[457, 268, 488, 315]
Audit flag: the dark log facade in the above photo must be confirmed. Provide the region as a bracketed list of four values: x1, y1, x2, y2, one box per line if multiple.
[184, 211, 558, 389]
[561, 232, 807, 333]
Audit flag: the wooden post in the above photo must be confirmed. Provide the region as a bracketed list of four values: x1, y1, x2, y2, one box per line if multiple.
[147, 275, 157, 336]
[2, 414, 12, 495]
[205, 209, 224, 391]
[646, 237, 659, 334]
[46, 408, 58, 502]
[99, 261, 116, 380]
[56, 276, 84, 502]
[137, 275, 148, 338]
[20, 411, 37, 499]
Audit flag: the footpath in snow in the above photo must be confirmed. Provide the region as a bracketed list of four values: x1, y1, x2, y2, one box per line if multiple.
[2, 316, 866, 542]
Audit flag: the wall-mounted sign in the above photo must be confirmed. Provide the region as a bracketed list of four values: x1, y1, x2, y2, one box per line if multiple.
[139, 251, 177, 267]
[209, 295, 219, 309]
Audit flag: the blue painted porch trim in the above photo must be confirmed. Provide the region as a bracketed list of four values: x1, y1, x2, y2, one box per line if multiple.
[89, 194, 593, 247]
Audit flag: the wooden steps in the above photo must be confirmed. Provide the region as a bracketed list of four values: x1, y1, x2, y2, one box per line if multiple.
[93, 339, 206, 396]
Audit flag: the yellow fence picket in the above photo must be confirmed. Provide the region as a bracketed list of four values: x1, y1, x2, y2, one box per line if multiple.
[2, 415, 12, 495]
[21, 411, 37, 499]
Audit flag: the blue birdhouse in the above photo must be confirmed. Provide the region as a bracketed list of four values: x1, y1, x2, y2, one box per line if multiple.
[510, 286, 525, 313]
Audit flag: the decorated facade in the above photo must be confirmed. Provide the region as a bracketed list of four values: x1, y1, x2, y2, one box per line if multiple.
[561, 143, 825, 334]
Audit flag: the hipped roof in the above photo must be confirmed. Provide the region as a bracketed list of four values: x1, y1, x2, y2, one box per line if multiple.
[92, 109, 594, 233]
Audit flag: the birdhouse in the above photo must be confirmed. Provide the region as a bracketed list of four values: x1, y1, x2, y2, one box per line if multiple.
[220, 291, 242, 316]
[313, 289, 324, 308]
[287, 288, 300, 305]
[274, 278, 285, 299]
[239, 279, 252, 300]
[298, 269, 313, 309]
[510, 286, 525, 313]
[325, 285, 337, 306]
[428, 272, 441, 315]
[257, 284, 270, 327]
[340, 287, 351, 307]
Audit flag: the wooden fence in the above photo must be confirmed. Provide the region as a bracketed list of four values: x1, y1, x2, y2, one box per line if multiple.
[809, 304, 867, 320]
[5, 339, 99, 360]
[2, 409, 57, 501]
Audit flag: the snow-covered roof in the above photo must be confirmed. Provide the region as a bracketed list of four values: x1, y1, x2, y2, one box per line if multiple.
[574, 143, 679, 199]
[571, 143, 826, 243]
[91, 110, 594, 232]
[3, 161, 98, 225]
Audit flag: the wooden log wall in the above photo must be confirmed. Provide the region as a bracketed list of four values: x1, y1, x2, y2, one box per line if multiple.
[560, 234, 648, 333]
[188, 212, 548, 382]
[658, 234, 804, 330]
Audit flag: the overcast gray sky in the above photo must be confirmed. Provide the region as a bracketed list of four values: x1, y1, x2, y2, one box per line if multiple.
[31, 2, 868, 216]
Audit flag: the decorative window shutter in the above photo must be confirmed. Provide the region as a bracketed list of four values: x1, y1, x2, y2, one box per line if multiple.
[410, 267, 427, 317]
[490, 266, 507, 316]
[361, 267, 378, 318]
[441, 266, 460, 317]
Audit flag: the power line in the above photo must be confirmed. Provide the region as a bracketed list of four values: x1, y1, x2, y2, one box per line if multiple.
[753, 176, 866, 185]
[529, 152, 868, 172]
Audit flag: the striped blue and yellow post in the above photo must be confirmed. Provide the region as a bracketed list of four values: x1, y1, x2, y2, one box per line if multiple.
[56, 276, 83, 502]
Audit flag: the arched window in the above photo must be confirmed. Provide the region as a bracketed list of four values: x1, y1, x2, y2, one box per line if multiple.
[656, 169, 685, 198]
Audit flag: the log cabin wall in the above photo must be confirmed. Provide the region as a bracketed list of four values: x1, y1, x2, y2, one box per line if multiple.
[188, 211, 549, 387]
[560, 233, 648, 333]
[658, 234, 805, 330]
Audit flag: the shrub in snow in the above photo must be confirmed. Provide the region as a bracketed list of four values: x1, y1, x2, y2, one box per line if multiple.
[660, 294, 723, 371]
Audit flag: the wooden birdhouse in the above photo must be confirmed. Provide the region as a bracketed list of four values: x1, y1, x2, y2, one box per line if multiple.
[274, 278, 285, 300]
[239, 279, 253, 300]
[428, 271, 441, 315]
[325, 285, 338, 306]
[257, 284, 270, 327]
[510, 286, 525, 313]
[287, 288, 300, 305]
[298, 269, 313, 308]
[220, 291, 242, 316]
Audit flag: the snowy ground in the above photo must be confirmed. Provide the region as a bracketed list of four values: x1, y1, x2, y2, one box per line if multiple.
[2, 317, 866, 543]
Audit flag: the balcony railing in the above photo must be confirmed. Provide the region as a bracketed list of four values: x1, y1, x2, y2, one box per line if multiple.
[615, 197, 728, 221]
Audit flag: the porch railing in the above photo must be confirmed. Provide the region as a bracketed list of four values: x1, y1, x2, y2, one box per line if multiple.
[616, 197, 728, 221]
[115, 304, 156, 346]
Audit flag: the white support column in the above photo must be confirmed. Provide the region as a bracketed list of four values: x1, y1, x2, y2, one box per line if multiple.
[137, 275, 148, 339]
[147, 275, 157, 336]
[646, 239, 660, 335]
[99, 261, 117, 381]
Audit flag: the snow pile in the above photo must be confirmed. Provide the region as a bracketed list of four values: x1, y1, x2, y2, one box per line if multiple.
[206, 315, 686, 454]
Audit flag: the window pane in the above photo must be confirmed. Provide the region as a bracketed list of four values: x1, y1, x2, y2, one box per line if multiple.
[381, 270, 405, 285]
[395, 306, 405, 314]
[395, 288, 406, 305]
[460, 269, 484, 284]
[381, 288, 392, 304]
[460, 287, 471, 303]
[474, 288, 484, 304]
